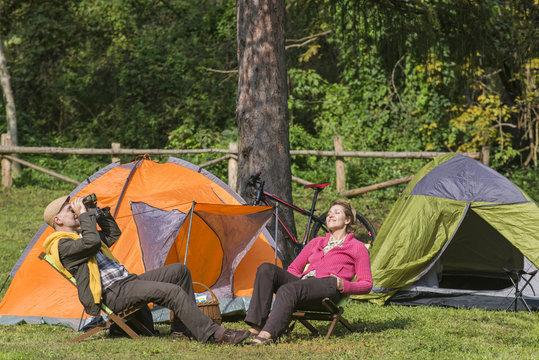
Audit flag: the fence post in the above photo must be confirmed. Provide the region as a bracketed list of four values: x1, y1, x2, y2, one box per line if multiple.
[480, 146, 490, 166]
[111, 142, 121, 163]
[1, 133, 13, 187]
[228, 142, 238, 191]
[334, 135, 345, 192]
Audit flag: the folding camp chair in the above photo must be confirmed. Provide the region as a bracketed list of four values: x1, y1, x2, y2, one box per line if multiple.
[504, 268, 538, 314]
[287, 268, 357, 340]
[289, 295, 355, 340]
[39, 252, 153, 342]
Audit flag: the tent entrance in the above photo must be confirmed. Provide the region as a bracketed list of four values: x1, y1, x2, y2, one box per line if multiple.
[438, 209, 523, 290]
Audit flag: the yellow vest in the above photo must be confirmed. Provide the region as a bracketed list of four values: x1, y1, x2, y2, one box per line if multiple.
[43, 231, 120, 304]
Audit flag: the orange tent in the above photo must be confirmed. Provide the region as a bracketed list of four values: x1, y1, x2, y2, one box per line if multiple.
[0, 157, 281, 329]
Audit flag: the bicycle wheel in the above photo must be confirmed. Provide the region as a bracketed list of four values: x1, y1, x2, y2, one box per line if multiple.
[309, 211, 376, 246]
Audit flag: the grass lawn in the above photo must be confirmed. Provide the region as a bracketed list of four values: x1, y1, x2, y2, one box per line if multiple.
[1, 186, 539, 359]
[0, 303, 538, 359]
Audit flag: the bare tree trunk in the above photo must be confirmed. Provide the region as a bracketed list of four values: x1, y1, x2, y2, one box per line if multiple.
[0, 33, 20, 177]
[236, 0, 299, 265]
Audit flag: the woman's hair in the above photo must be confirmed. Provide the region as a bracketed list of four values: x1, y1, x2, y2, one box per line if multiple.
[329, 199, 357, 234]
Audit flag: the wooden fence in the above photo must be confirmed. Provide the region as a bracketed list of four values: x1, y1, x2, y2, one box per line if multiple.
[1, 133, 487, 197]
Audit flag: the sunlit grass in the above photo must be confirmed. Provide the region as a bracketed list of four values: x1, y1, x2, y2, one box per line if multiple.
[0, 302, 538, 359]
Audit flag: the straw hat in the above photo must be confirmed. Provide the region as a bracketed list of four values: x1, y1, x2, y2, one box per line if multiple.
[43, 196, 70, 227]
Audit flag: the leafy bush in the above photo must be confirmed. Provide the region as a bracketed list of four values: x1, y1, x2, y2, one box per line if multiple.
[504, 166, 539, 201]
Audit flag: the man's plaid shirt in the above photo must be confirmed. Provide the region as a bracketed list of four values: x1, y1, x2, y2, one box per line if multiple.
[95, 251, 130, 290]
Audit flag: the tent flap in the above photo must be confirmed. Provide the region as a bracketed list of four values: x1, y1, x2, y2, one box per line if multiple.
[131, 201, 188, 271]
[368, 196, 466, 291]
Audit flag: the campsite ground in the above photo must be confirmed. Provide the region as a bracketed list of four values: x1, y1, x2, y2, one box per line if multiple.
[0, 302, 538, 359]
[1, 186, 539, 359]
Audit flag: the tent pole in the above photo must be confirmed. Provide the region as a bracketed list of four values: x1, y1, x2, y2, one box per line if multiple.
[274, 203, 279, 265]
[183, 201, 195, 264]
[76, 309, 86, 332]
[112, 157, 145, 218]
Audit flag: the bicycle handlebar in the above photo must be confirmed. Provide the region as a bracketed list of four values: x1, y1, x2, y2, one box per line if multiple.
[247, 172, 262, 187]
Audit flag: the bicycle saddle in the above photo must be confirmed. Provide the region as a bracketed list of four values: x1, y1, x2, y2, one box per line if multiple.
[304, 182, 330, 190]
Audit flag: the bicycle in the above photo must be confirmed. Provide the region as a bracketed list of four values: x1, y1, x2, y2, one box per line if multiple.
[246, 173, 376, 250]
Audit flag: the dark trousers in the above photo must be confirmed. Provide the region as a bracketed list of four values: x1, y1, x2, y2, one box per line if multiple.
[244, 263, 341, 339]
[104, 263, 219, 342]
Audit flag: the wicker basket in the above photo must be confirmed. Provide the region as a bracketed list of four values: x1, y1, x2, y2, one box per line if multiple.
[193, 282, 222, 325]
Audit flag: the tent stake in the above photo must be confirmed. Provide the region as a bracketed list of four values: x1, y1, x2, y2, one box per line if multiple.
[184, 201, 195, 265]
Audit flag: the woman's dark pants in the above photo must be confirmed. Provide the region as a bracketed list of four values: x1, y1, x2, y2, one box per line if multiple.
[244, 263, 341, 339]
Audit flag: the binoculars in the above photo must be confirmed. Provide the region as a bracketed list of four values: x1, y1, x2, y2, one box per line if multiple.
[82, 193, 98, 207]
[82, 193, 110, 217]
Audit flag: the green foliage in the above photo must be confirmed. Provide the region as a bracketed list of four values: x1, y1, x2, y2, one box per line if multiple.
[166, 121, 237, 179]
[286, 0, 537, 173]
[503, 166, 539, 202]
[287, 56, 451, 193]
[448, 93, 520, 167]
[1, 0, 238, 150]
[0, 0, 537, 192]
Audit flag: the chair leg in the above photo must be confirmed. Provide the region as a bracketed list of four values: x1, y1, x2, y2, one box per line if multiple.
[505, 297, 518, 312]
[292, 298, 357, 340]
[71, 323, 110, 343]
[298, 319, 320, 336]
[108, 313, 140, 340]
[112, 304, 154, 337]
[518, 296, 534, 314]
[324, 318, 338, 340]
[71, 313, 148, 342]
[284, 320, 297, 338]
[127, 317, 154, 336]
[337, 315, 356, 332]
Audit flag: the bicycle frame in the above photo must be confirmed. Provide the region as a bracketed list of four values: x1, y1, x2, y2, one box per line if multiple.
[250, 174, 328, 246]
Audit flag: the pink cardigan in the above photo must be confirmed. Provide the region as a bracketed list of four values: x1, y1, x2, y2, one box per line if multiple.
[287, 233, 373, 295]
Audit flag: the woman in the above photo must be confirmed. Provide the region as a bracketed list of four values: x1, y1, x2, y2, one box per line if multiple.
[244, 200, 373, 345]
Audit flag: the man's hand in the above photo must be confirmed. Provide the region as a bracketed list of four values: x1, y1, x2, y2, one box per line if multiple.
[71, 197, 87, 216]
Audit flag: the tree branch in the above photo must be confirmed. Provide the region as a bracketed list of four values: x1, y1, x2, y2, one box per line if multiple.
[202, 30, 333, 73]
[200, 67, 238, 74]
[286, 30, 332, 44]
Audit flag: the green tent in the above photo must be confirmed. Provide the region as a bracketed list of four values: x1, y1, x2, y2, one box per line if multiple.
[357, 154, 539, 310]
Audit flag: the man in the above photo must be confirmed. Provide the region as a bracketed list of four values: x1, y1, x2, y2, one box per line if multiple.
[43, 195, 250, 344]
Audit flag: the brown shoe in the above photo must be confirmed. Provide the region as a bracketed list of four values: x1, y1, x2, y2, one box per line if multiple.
[215, 329, 251, 345]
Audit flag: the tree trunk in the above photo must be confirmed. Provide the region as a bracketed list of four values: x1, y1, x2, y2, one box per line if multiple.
[0, 32, 20, 177]
[236, 0, 299, 265]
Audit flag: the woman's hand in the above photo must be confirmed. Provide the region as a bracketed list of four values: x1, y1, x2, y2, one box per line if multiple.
[330, 274, 344, 291]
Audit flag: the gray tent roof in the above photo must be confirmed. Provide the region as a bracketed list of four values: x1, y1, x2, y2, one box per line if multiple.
[410, 155, 527, 203]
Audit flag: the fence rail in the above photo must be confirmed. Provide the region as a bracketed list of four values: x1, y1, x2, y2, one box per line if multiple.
[0, 146, 231, 155]
[1, 133, 487, 196]
[0, 145, 482, 159]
